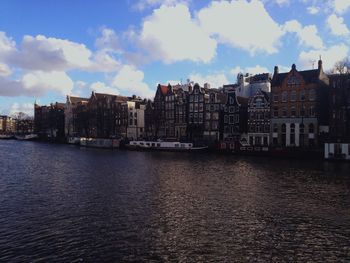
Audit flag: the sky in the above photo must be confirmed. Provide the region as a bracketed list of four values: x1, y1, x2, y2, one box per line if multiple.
[0, 0, 349, 116]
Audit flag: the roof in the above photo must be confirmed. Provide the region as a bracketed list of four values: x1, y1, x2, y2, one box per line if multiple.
[260, 90, 270, 102]
[158, 84, 169, 96]
[272, 67, 321, 86]
[69, 96, 89, 104]
[249, 73, 271, 83]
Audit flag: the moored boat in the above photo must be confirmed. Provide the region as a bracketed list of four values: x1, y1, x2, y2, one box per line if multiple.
[79, 137, 120, 149]
[0, 134, 14, 140]
[15, 134, 38, 141]
[126, 141, 208, 151]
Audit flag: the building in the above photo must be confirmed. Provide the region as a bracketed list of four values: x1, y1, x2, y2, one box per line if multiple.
[0, 115, 16, 134]
[203, 89, 226, 145]
[153, 84, 169, 138]
[325, 74, 350, 160]
[126, 100, 146, 140]
[187, 83, 208, 142]
[64, 95, 89, 137]
[248, 89, 270, 146]
[174, 86, 189, 140]
[86, 92, 129, 138]
[235, 73, 271, 98]
[222, 91, 248, 143]
[270, 60, 329, 148]
[164, 86, 176, 138]
[34, 102, 65, 140]
[15, 118, 34, 134]
[144, 100, 155, 139]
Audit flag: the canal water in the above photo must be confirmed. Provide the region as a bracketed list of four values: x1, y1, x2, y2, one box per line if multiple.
[0, 140, 349, 262]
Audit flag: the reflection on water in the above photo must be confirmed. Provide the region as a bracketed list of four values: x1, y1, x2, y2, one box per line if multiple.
[0, 140, 349, 262]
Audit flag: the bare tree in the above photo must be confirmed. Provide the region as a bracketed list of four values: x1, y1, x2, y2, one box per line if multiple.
[333, 58, 350, 74]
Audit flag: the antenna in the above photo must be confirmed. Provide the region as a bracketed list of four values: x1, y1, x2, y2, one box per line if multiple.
[310, 59, 316, 69]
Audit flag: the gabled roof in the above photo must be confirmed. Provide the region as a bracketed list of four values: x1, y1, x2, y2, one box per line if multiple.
[272, 63, 326, 86]
[158, 84, 169, 96]
[69, 96, 89, 104]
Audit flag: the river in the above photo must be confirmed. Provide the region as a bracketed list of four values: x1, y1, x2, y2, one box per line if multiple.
[0, 140, 349, 262]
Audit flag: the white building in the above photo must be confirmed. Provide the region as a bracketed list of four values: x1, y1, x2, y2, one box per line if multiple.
[126, 101, 146, 140]
[235, 73, 271, 98]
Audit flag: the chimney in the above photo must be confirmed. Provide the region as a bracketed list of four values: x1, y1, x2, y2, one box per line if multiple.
[274, 66, 279, 75]
[318, 57, 323, 71]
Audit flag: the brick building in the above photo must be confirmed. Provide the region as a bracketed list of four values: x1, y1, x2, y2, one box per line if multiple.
[270, 60, 329, 148]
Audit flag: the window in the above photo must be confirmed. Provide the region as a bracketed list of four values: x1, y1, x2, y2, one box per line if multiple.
[282, 107, 287, 117]
[282, 91, 288, 102]
[273, 107, 279, 117]
[309, 123, 314, 133]
[189, 104, 193, 112]
[309, 89, 316, 101]
[290, 91, 296, 101]
[229, 106, 234, 113]
[255, 98, 263, 107]
[224, 115, 228, 124]
[273, 124, 278, 133]
[229, 115, 234, 124]
[300, 90, 305, 101]
[273, 94, 279, 102]
[291, 107, 296, 117]
[309, 106, 315, 117]
[199, 104, 204, 112]
[290, 123, 295, 145]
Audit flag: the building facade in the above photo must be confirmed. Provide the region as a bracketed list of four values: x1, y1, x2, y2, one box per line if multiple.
[65, 95, 89, 137]
[153, 84, 168, 138]
[0, 115, 16, 134]
[222, 91, 248, 142]
[34, 102, 65, 140]
[270, 61, 329, 148]
[248, 89, 270, 146]
[126, 100, 146, 140]
[187, 83, 208, 142]
[203, 90, 226, 144]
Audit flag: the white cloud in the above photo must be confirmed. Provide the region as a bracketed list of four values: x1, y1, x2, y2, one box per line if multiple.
[307, 6, 320, 14]
[327, 14, 350, 36]
[22, 71, 74, 95]
[188, 72, 229, 88]
[0, 63, 11, 76]
[298, 44, 349, 71]
[0, 32, 121, 73]
[283, 20, 324, 49]
[9, 102, 34, 116]
[0, 71, 74, 97]
[95, 28, 121, 52]
[274, 0, 290, 6]
[90, 81, 120, 95]
[334, 0, 350, 14]
[138, 4, 216, 63]
[230, 65, 270, 76]
[133, 0, 191, 11]
[198, 0, 284, 55]
[112, 65, 154, 98]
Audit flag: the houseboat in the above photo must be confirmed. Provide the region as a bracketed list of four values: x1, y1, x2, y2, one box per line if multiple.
[15, 134, 38, 141]
[0, 134, 14, 140]
[79, 137, 120, 149]
[126, 141, 208, 152]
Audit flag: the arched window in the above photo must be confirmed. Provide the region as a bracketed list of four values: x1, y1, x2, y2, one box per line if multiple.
[290, 123, 295, 145]
[282, 124, 287, 146]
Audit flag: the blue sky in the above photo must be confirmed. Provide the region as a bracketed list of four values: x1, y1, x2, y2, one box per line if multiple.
[0, 0, 349, 115]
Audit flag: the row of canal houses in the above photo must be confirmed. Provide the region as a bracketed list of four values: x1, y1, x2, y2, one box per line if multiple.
[34, 60, 350, 159]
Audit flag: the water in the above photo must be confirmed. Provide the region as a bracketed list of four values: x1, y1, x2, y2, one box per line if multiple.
[0, 140, 350, 262]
